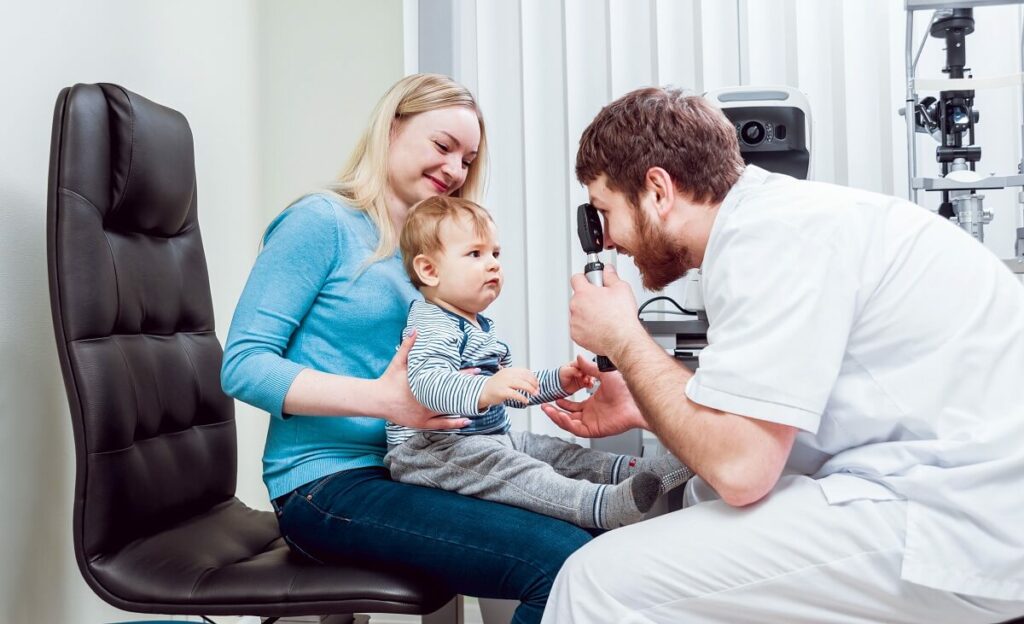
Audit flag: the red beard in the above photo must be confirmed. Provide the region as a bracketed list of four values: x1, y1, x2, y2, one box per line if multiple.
[630, 209, 694, 292]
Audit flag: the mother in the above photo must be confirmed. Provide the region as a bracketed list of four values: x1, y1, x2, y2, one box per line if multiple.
[221, 73, 591, 624]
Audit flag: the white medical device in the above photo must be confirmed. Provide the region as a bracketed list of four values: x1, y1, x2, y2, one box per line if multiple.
[705, 86, 814, 181]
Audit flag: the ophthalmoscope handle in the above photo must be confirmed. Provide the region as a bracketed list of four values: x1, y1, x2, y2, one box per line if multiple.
[584, 258, 617, 372]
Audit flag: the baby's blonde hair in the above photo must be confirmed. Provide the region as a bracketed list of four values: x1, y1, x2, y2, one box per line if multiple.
[400, 196, 495, 288]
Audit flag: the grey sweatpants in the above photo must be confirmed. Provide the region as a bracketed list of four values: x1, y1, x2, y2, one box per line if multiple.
[384, 430, 632, 528]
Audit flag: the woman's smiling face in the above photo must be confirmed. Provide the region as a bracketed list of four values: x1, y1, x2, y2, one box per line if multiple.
[386, 106, 481, 213]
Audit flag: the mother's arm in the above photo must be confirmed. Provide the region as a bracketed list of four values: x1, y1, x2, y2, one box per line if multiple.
[284, 331, 469, 429]
[220, 198, 466, 431]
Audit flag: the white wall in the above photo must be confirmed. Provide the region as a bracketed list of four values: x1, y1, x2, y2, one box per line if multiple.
[0, 1, 404, 622]
[256, 0, 405, 223]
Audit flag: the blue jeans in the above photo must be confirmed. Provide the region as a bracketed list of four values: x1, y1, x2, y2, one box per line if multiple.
[274, 467, 593, 624]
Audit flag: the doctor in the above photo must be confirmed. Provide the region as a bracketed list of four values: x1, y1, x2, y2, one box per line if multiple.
[541, 87, 1024, 623]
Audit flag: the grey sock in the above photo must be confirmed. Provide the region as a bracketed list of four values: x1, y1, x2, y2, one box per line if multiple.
[614, 452, 694, 494]
[595, 472, 661, 529]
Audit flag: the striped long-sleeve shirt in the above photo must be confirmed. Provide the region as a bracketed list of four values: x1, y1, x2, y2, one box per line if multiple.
[386, 300, 568, 446]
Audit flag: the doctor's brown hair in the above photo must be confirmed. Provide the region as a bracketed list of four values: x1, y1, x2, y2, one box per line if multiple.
[575, 87, 745, 207]
[400, 196, 495, 288]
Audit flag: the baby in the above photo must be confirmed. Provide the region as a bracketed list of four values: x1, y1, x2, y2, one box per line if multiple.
[384, 196, 693, 529]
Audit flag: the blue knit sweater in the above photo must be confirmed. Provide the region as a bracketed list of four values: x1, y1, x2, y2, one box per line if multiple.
[221, 193, 421, 500]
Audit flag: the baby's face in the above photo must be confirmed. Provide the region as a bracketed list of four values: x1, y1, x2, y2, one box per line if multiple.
[431, 214, 503, 314]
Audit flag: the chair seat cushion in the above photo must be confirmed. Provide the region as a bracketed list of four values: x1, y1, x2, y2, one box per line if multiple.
[87, 498, 453, 616]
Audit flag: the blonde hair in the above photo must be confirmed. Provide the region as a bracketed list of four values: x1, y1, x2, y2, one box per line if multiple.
[326, 73, 488, 264]
[400, 196, 495, 288]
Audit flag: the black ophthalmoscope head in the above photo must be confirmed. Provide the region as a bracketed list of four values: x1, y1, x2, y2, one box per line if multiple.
[577, 203, 607, 277]
[577, 203, 604, 254]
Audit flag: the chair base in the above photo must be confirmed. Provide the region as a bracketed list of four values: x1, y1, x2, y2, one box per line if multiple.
[317, 595, 465, 623]
[318, 616, 368, 624]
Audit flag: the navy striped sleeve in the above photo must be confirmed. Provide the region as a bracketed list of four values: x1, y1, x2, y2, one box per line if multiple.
[502, 367, 567, 408]
[526, 367, 569, 405]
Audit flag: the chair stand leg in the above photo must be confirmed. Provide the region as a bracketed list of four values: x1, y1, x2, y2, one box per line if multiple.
[422, 595, 464, 624]
[320, 615, 368, 624]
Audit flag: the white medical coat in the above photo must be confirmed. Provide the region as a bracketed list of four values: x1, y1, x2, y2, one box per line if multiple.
[686, 165, 1024, 600]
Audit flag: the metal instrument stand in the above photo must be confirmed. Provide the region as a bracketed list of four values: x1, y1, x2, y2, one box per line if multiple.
[903, 0, 1024, 259]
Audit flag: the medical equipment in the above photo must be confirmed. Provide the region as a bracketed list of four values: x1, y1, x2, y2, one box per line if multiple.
[901, 0, 1024, 262]
[576, 203, 617, 372]
[705, 86, 814, 181]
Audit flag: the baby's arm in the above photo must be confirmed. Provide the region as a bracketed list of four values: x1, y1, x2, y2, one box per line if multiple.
[490, 341, 588, 408]
[488, 366, 577, 408]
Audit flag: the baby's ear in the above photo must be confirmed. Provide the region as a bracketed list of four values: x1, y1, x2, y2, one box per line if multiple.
[413, 254, 440, 287]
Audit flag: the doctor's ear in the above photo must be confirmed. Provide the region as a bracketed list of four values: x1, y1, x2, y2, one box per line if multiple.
[413, 254, 440, 287]
[644, 167, 675, 218]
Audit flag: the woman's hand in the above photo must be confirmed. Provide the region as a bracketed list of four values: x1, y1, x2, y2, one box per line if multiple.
[541, 355, 649, 438]
[374, 331, 471, 430]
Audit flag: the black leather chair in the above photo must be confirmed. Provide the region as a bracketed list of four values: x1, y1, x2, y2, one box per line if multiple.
[46, 83, 456, 623]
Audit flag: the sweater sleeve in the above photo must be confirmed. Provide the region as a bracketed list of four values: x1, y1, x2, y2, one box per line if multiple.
[221, 197, 339, 419]
[517, 367, 570, 406]
[493, 336, 568, 407]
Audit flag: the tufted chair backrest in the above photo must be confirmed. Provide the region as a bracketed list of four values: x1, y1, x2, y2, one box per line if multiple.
[47, 83, 236, 561]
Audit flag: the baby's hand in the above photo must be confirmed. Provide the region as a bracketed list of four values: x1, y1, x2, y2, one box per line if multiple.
[559, 361, 595, 395]
[479, 367, 539, 409]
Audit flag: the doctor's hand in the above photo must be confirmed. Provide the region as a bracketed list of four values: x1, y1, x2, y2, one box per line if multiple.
[569, 265, 644, 359]
[541, 355, 649, 438]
